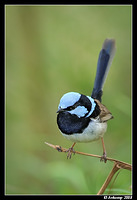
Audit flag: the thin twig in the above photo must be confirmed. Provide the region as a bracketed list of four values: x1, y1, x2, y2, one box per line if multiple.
[107, 169, 121, 195]
[97, 162, 120, 195]
[45, 142, 132, 171]
[45, 142, 132, 195]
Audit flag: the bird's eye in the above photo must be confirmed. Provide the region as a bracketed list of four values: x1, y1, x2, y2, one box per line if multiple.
[67, 106, 74, 111]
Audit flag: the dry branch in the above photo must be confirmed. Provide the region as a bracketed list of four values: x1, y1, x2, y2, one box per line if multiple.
[45, 142, 132, 171]
[97, 162, 121, 195]
[45, 142, 132, 194]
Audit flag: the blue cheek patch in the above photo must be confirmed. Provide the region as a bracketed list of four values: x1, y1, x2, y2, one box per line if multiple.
[86, 96, 96, 118]
[68, 106, 88, 118]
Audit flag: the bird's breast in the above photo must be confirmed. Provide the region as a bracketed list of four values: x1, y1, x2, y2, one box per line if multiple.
[57, 112, 90, 135]
[61, 119, 107, 143]
[57, 112, 107, 143]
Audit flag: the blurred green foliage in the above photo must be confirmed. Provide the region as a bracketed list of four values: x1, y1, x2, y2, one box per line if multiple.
[6, 5, 132, 195]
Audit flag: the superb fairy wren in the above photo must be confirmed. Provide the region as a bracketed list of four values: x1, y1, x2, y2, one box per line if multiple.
[57, 39, 116, 162]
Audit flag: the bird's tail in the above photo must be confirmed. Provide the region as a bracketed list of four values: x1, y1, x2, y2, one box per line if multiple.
[91, 39, 116, 102]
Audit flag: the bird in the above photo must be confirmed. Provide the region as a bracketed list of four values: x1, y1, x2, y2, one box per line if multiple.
[56, 39, 116, 162]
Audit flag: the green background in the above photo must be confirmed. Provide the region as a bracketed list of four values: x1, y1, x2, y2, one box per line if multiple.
[6, 5, 132, 195]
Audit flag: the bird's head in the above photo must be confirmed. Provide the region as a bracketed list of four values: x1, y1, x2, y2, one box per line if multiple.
[57, 92, 96, 118]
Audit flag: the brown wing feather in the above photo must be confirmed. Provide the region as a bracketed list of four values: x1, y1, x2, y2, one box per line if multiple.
[94, 99, 113, 122]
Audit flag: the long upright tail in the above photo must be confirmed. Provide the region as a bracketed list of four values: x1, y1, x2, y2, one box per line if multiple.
[91, 39, 116, 102]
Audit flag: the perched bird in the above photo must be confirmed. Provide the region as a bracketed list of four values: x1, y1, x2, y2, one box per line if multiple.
[57, 39, 116, 162]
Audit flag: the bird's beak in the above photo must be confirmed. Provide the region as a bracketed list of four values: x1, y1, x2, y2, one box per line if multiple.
[56, 108, 64, 113]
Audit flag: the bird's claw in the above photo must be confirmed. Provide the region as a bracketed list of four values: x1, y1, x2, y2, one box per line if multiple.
[100, 152, 107, 163]
[66, 147, 75, 159]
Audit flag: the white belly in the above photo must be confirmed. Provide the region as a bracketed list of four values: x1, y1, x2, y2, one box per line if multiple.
[61, 119, 107, 143]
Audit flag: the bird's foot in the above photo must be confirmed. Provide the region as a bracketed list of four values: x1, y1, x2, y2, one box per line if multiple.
[100, 151, 107, 163]
[66, 147, 75, 159]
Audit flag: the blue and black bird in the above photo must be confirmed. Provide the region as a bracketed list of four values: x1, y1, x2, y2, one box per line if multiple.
[57, 39, 116, 162]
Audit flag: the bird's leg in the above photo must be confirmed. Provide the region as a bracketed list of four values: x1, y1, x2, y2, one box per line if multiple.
[100, 138, 107, 163]
[66, 142, 76, 159]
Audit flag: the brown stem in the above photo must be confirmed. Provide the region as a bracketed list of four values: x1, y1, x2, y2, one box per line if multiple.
[45, 142, 132, 171]
[97, 162, 120, 195]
